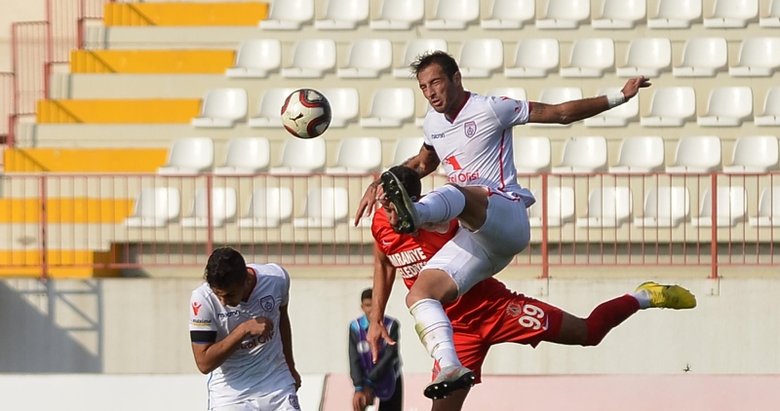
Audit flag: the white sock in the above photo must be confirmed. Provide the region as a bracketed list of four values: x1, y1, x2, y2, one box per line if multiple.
[631, 291, 651, 309]
[415, 185, 465, 225]
[409, 298, 461, 369]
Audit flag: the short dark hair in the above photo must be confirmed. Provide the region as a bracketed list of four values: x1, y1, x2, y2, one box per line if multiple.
[204, 247, 247, 290]
[361, 288, 372, 301]
[411, 50, 460, 80]
[388, 165, 422, 199]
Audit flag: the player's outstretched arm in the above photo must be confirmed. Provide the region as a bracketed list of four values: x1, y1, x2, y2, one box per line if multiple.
[528, 76, 651, 125]
[191, 316, 273, 374]
[367, 243, 398, 363]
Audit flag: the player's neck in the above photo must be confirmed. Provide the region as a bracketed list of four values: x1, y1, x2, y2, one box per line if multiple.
[445, 91, 470, 123]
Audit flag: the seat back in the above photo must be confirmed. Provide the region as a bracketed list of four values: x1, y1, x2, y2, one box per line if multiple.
[529, 186, 575, 226]
[599, 0, 646, 21]
[655, 0, 701, 20]
[321, 88, 359, 127]
[614, 136, 665, 171]
[643, 186, 690, 220]
[344, 39, 392, 72]
[736, 37, 780, 68]
[558, 136, 608, 171]
[376, 0, 424, 22]
[392, 137, 425, 165]
[200, 88, 247, 120]
[757, 185, 780, 217]
[301, 187, 349, 221]
[567, 38, 614, 71]
[266, 0, 313, 23]
[289, 39, 337, 72]
[278, 137, 327, 171]
[233, 39, 281, 71]
[672, 136, 722, 171]
[247, 187, 294, 222]
[623, 38, 671, 72]
[711, 0, 758, 20]
[539, 87, 583, 104]
[485, 0, 535, 21]
[698, 186, 747, 222]
[431, 0, 479, 22]
[730, 136, 780, 170]
[513, 136, 551, 173]
[132, 187, 180, 222]
[333, 137, 382, 172]
[322, 0, 369, 22]
[704, 86, 753, 119]
[190, 187, 237, 225]
[591, 86, 639, 122]
[166, 137, 214, 171]
[647, 87, 696, 118]
[542, 0, 591, 21]
[678, 37, 728, 71]
[222, 137, 270, 171]
[256, 88, 294, 123]
[586, 186, 633, 222]
[367, 88, 415, 120]
[761, 87, 780, 116]
[458, 39, 503, 77]
[511, 38, 559, 70]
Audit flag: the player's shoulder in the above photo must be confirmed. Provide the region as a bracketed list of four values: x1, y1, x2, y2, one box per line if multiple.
[248, 263, 289, 282]
[371, 210, 396, 241]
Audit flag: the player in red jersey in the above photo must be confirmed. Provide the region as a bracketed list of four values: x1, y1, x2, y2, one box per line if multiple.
[368, 165, 695, 410]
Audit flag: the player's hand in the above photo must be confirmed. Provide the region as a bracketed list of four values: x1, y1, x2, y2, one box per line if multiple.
[621, 76, 651, 100]
[289, 367, 302, 391]
[367, 320, 396, 364]
[242, 316, 273, 338]
[354, 180, 384, 226]
[352, 391, 373, 411]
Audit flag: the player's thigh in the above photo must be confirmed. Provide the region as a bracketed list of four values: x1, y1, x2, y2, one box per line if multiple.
[257, 385, 300, 411]
[423, 229, 496, 295]
[473, 192, 530, 256]
[488, 295, 565, 347]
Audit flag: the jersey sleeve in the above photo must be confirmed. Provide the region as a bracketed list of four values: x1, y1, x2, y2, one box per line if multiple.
[189, 289, 217, 343]
[488, 95, 530, 127]
[268, 263, 291, 306]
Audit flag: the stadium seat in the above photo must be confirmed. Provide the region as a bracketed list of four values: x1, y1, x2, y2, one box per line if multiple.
[321, 88, 359, 128]
[760, 0, 780, 27]
[536, 0, 591, 29]
[248, 88, 295, 128]
[697, 86, 753, 127]
[338, 39, 393, 78]
[703, 0, 758, 28]
[360, 88, 415, 128]
[238, 187, 294, 228]
[269, 137, 327, 174]
[723, 135, 779, 173]
[314, 0, 369, 30]
[393, 39, 447, 78]
[592, 0, 646, 29]
[124, 187, 181, 228]
[528, 186, 575, 227]
[616, 38, 672, 78]
[325, 137, 382, 174]
[551, 136, 608, 173]
[214, 137, 271, 175]
[416, 103, 433, 127]
[640, 87, 696, 127]
[729, 37, 780, 77]
[370, 0, 424, 30]
[191, 88, 247, 128]
[531, 87, 582, 127]
[692, 186, 747, 227]
[391, 137, 424, 166]
[225, 39, 281, 78]
[560, 38, 614, 78]
[504, 38, 560, 78]
[293, 187, 350, 227]
[484, 87, 527, 100]
[259, 0, 314, 30]
[672, 37, 728, 77]
[481, 0, 535, 29]
[181, 187, 237, 228]
[281, 39, 336, 78]
[584, 87, 639, 127]
[425, 0, 479, 30]
[755, 87, 780, 126]
[457, 39, 503, 78]
[609, 136, 665, 174]
[513, 136, 551, 174]
[576, 186, 633, 228]
[157, 137, 214, 175]
[634, 186, 691, 228]
[748, 185, 780, 227]
[666, 136, 722, 174]
[648, 0, 701, 28]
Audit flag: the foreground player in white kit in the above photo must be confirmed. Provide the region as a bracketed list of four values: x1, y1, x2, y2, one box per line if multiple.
[354, 51, 675, 399]
[189, 247, 302, 410]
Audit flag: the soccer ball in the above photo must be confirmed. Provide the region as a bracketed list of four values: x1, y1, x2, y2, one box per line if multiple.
[280, 88, 332, 139]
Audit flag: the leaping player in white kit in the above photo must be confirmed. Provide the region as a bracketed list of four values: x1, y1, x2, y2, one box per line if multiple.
[189, 247, 302, 411]
[355, 51, 694, 399]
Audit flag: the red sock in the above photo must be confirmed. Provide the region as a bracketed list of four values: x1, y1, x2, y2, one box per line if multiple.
[584, 295, 640, 346]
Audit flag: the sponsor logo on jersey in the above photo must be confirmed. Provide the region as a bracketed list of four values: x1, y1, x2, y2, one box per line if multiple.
[447, 170, 480, 184]
[464, 121, 477, 138]
[190, 319, 211, 326]
[260, 295, 275, 312]
[431, 132, 445, 140]
[442, 155, 462, 171]
[387, 247, 427, 279]
[192, 302, 202, 315]
[240, 329, 275, 349]
[217, 310, 240, 319]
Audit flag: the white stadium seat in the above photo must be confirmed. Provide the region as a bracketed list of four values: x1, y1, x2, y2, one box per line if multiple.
[505, 38, 560, 78]
[640, 87, 696, 127]
[481, 0, 535, 30]
[551, 136, 608, 173]
[672, 37, 728, 77]
[560, 38, 614, 78]
[609, 136, 665, 174]
[214, 137, 271, 175]
[528, 186, 575, 227]
[458, 39, 503, 78]
[238, 187, 294, 228]
[181, 187, 237, 228]
[391, 137, 424, 166]
[531, 87, 582, 127]
[584, 87, 639, 127]
[394, 39, 447, 78]
[666, 136, 722, 174]
[703, 0, 758, 28]
[124, 187, 181, 228]
[692, 186, 747, 227]
[191, 88, 247, 128]
[576, 186, 633, 228]
[616, 38, 672, 78]
[293, 187, 350, 228]
[425, 0, 480, 30]
[157, 137, 214, 175]
[592, 0, 646, 29]
[360, 88, 415, 128]
[648, 0, 701, 28]
[536, 0, 590, 29]
[755, 87, 780, 126]
[225, 39, 281, 78]
[513, 136, 551, 174]
[314, 0, 369, 30]
[269, 137, 327, 174]
[321, 88, 359, 128]
[248, 88, 294, 128]
[749, 186, 780, 227]
[325, 137, 383, 174]
[484, 87, 527, 101]
[697, 86, 753, 127]
[760, 0, 780, 27]
[634, 186, 690, 228]
[259, 0, 314, 30]
[723, 136, 779, 173]
[370, 0, 424, 30]
[729, 37, 780, 77]
[338, 39, 392, 78]
[281, 39, 336, 78]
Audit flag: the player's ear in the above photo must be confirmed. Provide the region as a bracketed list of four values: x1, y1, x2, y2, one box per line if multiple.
[453, 71, 462, 87]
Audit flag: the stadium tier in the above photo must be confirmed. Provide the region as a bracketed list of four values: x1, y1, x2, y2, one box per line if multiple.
[103, 2, 269, 26]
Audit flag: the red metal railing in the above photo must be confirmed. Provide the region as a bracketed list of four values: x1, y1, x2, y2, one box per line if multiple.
[0, 72, 13, 143]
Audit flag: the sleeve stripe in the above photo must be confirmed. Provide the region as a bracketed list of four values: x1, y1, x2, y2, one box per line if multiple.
[190, 330, 217, 343]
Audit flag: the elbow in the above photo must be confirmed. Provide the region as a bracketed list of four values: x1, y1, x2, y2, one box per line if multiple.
[195, 361, 215, 374]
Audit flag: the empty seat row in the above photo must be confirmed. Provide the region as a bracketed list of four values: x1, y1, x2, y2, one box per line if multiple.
[260, 0, 775, 31]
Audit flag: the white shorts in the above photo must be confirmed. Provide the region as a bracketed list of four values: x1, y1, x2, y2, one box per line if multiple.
[210, 385, 300, 411]
[423, 189, 530, 295]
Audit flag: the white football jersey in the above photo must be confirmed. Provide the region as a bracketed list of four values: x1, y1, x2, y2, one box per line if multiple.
[423, 92, 535, 205]
[189, 263, 295, 409]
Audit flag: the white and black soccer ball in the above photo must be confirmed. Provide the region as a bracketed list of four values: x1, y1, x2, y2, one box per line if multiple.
[280, 88, 332, 139]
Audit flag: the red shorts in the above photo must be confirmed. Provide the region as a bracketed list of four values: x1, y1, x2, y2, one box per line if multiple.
[433, 292, 564, 384]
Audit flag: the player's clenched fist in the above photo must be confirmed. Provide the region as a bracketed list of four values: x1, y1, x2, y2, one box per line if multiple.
[243, 316, 274, 338]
